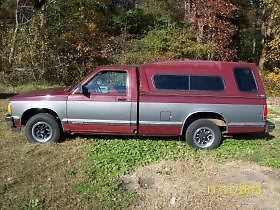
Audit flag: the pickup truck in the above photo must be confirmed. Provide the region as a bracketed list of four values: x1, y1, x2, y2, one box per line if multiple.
[6, 60, 275, 149]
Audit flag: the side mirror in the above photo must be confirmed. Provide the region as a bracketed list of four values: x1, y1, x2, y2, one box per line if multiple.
[81, 85, 90, 97]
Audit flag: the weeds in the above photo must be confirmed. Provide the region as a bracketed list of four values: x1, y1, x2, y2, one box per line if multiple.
[25, 199, 41, 210]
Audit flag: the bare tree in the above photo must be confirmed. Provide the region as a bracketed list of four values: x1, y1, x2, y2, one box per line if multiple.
[8, 0, 19, 65]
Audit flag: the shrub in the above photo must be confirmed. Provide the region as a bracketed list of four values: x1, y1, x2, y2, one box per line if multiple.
[110, 9, 154, 35]
[262, 68, 280, 96]
[116, 20, 216, 64]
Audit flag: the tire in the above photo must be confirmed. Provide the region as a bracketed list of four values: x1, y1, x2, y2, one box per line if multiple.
[25, 113, 61, 143]
[185, 119, 222, 149]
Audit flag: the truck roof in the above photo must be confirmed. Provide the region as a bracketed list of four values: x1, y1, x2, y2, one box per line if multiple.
[99, 60, 256, 69]
[98, 60, 256, 71]
[151, 60, 255, 65]
[143, 60, 256, 69]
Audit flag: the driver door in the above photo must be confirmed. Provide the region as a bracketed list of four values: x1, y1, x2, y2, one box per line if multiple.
[66, 70, 132, 134]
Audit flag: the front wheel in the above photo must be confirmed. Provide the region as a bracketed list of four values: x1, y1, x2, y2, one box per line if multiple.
[185, 119, 222, 149]
[25, 113, 61, 143]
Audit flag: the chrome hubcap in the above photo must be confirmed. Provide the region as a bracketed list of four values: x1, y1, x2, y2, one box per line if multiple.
[31, 121, 53, 143]
[193, 127, 215, 148]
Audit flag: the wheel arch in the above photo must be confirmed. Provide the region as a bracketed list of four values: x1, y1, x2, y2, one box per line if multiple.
[181, 111, 227, 135]
[21, 108, 62, 127]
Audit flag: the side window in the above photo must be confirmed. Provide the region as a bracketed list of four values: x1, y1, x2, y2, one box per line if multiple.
[190, 76, 224, 91]
[85, 71, 127, 94]
[233, 68, 257, 92]
[153, 75, 189, 90]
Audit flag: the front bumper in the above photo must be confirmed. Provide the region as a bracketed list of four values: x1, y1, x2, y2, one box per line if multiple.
[265, 120, 275, 133]
[5, 116, 21, 132]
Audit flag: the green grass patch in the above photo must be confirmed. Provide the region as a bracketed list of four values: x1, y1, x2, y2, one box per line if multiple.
[269, 108, 280, 116]
[213, 134, 280, 168]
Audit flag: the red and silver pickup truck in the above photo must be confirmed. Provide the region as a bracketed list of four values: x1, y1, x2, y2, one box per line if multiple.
[6, 60, 275, 149]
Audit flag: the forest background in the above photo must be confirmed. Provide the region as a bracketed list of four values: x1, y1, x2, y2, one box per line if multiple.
[0, 0, 279, 95]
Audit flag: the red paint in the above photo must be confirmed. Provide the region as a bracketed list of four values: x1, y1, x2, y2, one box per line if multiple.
[227, 126, 265, 133]
[13, 119, 21, 127]
[263, 105, 268, 121]
[64, 123, 133, 134]
[9, 87, 69, 101]
[139, 125, 181, 136]
[63, 123, 181, 136]
[139, 94, 266, 105]
[139, 61, 266, 105]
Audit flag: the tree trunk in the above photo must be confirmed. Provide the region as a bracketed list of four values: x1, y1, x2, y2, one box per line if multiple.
[8, 0, 19, 65]
[184, 0, 191, 16]
[259, 48, 265, 69]
[258, 4, 272, 69]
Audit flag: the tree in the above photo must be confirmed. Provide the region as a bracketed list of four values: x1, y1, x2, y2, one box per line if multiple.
[0, 0, 14, 72]
[139, 0, 183, 20]
[180, 0, 238, 61]
[1, 0, 116, 84]
[117, 18, 216, 64]
[232, 0, 261, 63]
[264, 0, 280, 69]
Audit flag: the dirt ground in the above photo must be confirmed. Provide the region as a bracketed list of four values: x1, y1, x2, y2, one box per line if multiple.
[124, 159, 280, 210]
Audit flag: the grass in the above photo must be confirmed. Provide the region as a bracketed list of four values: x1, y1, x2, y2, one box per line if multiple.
[0, 82, 60, 95]
[213, 131, 280, 168]
[0, 84, 279, 209]
[269, 108, 280, 115]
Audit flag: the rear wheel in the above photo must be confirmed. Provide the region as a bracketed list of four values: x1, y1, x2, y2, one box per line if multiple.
[185, 119, 222, 149]
[25, 113, 61, 143]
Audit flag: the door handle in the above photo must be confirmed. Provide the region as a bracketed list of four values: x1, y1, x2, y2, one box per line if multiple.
[117, 98, 127, 101]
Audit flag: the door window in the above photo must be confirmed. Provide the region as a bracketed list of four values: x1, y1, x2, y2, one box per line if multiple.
[85, 71, 127, 94]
